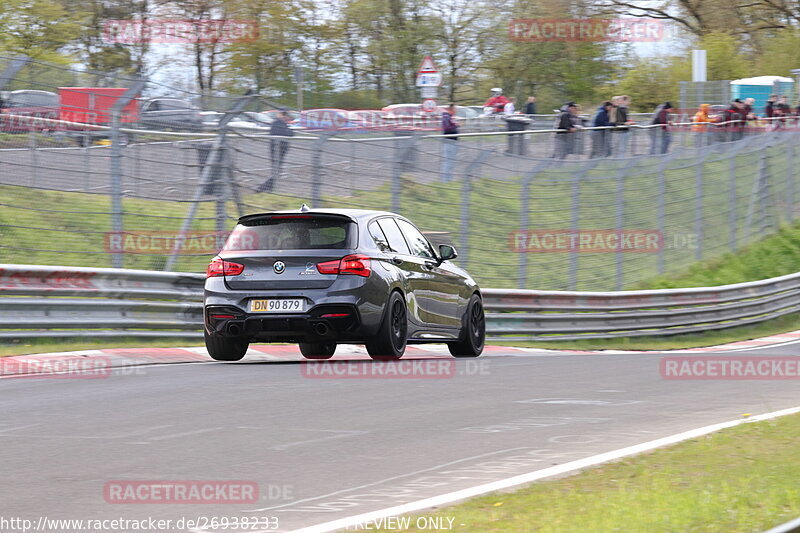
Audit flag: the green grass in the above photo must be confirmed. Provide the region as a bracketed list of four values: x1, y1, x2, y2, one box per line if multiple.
[374, 412, 800, 533]
[0, 336, 200, 357]
[2, 133, 798, 292]
[637, 222, 800, 289]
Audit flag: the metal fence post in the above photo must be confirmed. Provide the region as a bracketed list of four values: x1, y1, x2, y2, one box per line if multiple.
[517, 160, 551, 289]
[657, 164, 666, 274]
[459, 149, 492, 272]
[615, 170, 625, 290]
[729, 153, 738, 252]
[165, 89, 257, 271]
[109, 79, 147, 269]
[28, 131, 38, 188]
[568, 173, 580, 290]
[310, 135, 327, 208]
[694, 154, 704, 261]
[391, 135, 410, 213]
[788, 141, 795, 223]
[0, 56, 30, 90]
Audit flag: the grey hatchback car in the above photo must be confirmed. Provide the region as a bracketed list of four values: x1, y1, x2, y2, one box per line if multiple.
[204, 207, 485, 360]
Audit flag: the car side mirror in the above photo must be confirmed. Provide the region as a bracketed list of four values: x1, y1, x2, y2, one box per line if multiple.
[438, 244, 457, 262]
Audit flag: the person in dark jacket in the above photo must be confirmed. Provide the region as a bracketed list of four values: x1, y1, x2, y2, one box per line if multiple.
[611, 95, 632, 156]
[440, 103, 460, 181]
[524, 96, 537, 115]
[773, 95, 791, 130]
[590, 101, 614, 158]
[256, 111, 295, 193]
[649, 101, 674, 154]
[553, 102, 580, 159]
[722, 99, 746, 141]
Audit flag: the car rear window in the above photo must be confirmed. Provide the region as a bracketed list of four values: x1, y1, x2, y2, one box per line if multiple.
[223, 217, 355, 251]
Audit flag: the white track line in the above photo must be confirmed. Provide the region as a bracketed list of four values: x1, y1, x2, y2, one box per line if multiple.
[287, 405, 800, 533]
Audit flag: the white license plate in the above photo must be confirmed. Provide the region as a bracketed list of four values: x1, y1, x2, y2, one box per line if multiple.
[249, 298, 305, 313]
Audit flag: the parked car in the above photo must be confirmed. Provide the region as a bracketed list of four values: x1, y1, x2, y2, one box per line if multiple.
[381, 103, 440, 131]
[139, 97, 202, 131]
[200, 111, 222, 131]
[203, 207, 485, 360]
[201, 111, 275, 133]
[0, 90, 58, 133]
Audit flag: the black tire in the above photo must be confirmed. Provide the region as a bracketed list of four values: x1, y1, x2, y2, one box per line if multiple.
[448, 294, 485, 358]
[299, 342, 337, 359]
[204, 331, 248, 361]
[366, 291, 407, 360]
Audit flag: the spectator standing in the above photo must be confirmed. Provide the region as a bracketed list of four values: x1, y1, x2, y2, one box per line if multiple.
[440, 103, 460, 182]
[553, 102, 580, 159]
[649, 101, 674, 154]
[692, 103, 715, 147]
[722, 99, 746, 141]
[256, 111, 295, 193]
[611, 95, 632, 157]
[765, 94, 777, 130]
[524, 96, 537, 116]
[590, 101, 614, 158]
[773, 95, 791, 130]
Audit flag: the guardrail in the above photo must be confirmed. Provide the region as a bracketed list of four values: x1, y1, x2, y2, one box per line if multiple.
[1, 264, 798, 341]
[0, 264, 204, 339]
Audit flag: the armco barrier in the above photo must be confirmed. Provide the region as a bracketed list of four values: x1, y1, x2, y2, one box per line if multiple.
[0, 265, 204, 339]
[0, 264, 798, 341]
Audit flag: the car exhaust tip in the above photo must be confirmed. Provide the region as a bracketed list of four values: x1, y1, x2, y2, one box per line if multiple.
[227, 322, 243, 336]
[314, 322, 330, 336]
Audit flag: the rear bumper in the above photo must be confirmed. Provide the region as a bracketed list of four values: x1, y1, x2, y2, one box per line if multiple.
[205, 304, 365, 343]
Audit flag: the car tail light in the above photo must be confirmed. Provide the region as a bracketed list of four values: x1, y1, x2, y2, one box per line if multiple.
[210, 314, 236, 319]
[206, 258, 244, 277]
[321, 313, 350, 318]
[316, 254, 371, 277]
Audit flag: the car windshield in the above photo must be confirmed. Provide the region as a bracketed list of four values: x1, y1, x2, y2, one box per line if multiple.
[223, 217, 355, 251]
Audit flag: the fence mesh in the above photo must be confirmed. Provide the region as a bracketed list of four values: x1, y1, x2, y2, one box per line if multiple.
[0, 57, 797, 291]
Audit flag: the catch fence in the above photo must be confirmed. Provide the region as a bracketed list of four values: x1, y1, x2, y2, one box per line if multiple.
[0, 57, 798, 291]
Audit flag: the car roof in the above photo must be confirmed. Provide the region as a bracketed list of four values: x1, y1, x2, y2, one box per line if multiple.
[238, 208, 400, 224]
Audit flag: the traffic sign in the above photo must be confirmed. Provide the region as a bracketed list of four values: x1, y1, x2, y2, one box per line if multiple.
[420, 86, 438, 98]
[418, 55, 438, 73]
[422, 99, 437, 112]
[416, 72, 442, 87]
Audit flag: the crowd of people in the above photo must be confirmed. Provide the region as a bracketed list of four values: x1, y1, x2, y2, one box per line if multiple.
[434, 90, 800, 176]
[471, 92, 800, 160]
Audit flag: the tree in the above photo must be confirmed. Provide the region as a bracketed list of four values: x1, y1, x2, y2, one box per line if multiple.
[428, 0, 502, 101]
[221, 0, 305, 100]
[0, 0, 84, 62]
[59, 0, 150, 80]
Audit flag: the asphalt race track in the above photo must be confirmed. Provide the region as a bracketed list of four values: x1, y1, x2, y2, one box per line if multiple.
[2, 341, 799, 532]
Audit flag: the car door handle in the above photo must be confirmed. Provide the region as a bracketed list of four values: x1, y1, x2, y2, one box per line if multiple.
[391, 257, 404, 265]
[424, 261, 437, 270]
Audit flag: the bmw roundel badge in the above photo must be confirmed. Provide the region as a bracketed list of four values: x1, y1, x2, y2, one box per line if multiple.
[273, 260, 286, 274]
